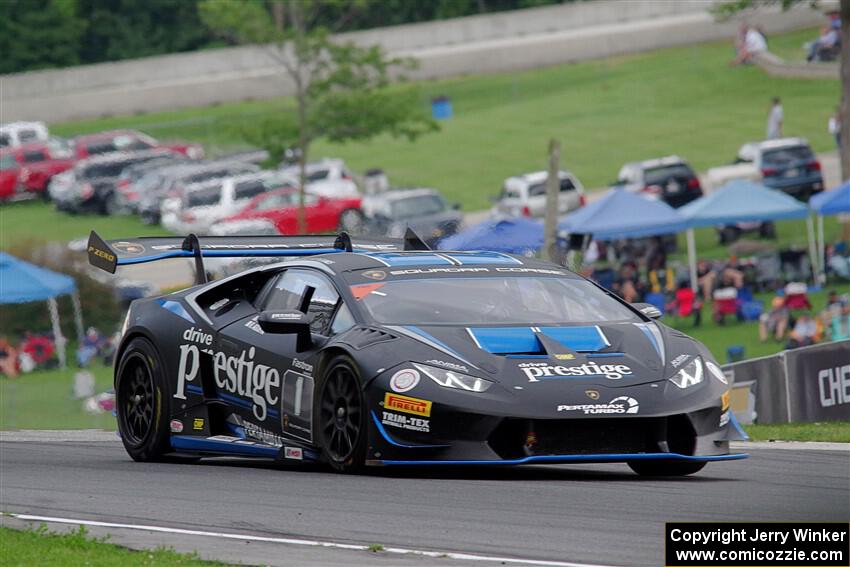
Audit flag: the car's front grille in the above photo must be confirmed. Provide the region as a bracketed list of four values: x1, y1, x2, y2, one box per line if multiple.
[487, 415, 695, 459]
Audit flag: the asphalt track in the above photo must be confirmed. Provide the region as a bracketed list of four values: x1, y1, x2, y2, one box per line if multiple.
[1, 432, 847, 567]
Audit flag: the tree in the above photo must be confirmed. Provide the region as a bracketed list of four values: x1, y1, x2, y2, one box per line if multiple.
[0, 0, 86, 74]
[199, 0, 437, 233]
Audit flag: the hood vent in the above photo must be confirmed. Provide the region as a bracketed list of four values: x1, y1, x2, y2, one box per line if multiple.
[468, 326, 609, 355]
[342, 326, 398, 350]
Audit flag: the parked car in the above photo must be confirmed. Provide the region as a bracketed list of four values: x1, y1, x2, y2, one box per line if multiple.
[0, 142, 73, 201]
[0, 122, 49, 148]
[735, 138, 823, 201]
[222, 186, 363, 235]
[612, 156, 703, 208]
[54, 150, 176, 214]
[279, 158, 359, 198]
[491, 170, 585, 218]
[137, 161, 260, 224]
[161, 171, 294, 234]
[111, 155, 189, 214]
[7, 140, 76, 198]
[362, 187, 462, 244]
[73, 130, 204, 161]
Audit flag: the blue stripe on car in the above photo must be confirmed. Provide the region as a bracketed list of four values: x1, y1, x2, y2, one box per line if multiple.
[468, 326, 608, 354]
[380, 452, 749, 465]
[170, 435, 279, 457]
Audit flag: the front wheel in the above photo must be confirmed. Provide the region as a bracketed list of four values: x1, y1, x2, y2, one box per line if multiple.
[316, 355, 367, 473]
[115, 337, 172, 461]
[627, 459, 707, 477]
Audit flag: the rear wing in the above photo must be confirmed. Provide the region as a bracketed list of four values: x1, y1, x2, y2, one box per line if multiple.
[87, 229, 429, 283]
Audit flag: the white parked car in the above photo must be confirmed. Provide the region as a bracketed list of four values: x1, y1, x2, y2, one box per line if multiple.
[279, 158, 359, 198]
[0, 122, 49, 148]
[161, 171, 294, 234]
[491, 170, 585, 218]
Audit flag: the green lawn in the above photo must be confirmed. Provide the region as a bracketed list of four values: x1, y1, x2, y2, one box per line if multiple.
[0, 364, 116, 430]
[0, 525, 224, 567]
[49, 28, 839, 211]
[744, 421, 850, 443]
[0, 200, 170, 249]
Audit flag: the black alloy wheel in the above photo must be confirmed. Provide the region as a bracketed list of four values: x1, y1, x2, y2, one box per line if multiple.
[120, 360, 155, 445]
[318, 357, 366, 472]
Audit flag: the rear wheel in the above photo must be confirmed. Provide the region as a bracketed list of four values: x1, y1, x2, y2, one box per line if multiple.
[115, 337, 171, 461]
[627, 459, 706, 477]
[317, 355, 367, 473]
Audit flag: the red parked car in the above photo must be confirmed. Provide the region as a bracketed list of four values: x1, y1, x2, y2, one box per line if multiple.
[73, 130, 204, 161]
[223, 187, 364, 235]
[0, 142, 75, 200]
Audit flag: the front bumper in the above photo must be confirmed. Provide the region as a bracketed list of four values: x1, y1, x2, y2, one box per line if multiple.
[366, 372, 748, 466]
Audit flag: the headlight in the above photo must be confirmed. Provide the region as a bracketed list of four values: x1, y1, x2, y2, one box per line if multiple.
[669, 357, 704, 389]
[413, 363, 493, 393]
[704, 360, 728, 385]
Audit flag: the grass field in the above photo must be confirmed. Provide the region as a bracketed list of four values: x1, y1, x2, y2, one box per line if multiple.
[48, 28, 838, 211]
[0, 364, 115, 430]
[0, 525, 222, 567]
[744, 421, 850, 442]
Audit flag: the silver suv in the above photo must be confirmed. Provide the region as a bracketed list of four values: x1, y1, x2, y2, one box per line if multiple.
[491, 170, 585, 218]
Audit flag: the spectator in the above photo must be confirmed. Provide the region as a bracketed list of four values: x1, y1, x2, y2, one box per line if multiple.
[731, 24, 767, 65]
[807, 22, 840, 62]
[759, 296, 789, 342]
[786, 312, 820, 349]
[830, 303, 850, 341]
[828, 107, 841, 150]
[766, 96, 783, 140]
[0, 337, 18, 378]
[613, 264, 643, 303]
[670, 281, 702, 327]
[825, 290, 844, 313]
[76, 327, 104, 368]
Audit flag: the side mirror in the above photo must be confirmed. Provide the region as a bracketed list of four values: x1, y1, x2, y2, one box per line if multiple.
[452, 202, 462, 210]
[633, 302, 662, 319]
[258, 310, 312, 351]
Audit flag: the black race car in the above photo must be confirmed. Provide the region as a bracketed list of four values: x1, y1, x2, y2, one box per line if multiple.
[87, 229, 748, 476]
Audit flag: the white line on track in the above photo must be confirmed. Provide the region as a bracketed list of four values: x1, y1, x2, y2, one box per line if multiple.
[9, 513, 619, 567]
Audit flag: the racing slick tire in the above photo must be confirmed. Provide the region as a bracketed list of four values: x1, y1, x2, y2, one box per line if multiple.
[115, 337, 172, 462]
[627, 460, 707, 477]
[316, 354, 368, 473]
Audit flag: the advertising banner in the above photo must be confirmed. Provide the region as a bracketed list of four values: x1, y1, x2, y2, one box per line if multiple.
[785, 340, 850, 422]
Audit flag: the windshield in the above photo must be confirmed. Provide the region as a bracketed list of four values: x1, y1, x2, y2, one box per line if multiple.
[645, 164, 693, 184]
[186, 184, 222, 207]
[351, 276, 639, 325]
[762, 146, 814, 167]
[81, 160, 131, 179]
[390, 195, 446, 218]
[0, 154, 17, 170]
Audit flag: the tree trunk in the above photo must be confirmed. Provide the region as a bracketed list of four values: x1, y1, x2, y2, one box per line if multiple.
[544, 139, 561, 263]
[841, 0, 850, 240]
[290, 0, 308, 235]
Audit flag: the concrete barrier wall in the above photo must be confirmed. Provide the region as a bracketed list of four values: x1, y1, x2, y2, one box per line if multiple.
[0, 1, 830, 123]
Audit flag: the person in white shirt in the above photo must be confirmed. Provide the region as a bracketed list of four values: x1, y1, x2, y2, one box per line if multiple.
[828, 106, 841, 149]
[732, 24, 767, 65]
[766, 97, 783, 139]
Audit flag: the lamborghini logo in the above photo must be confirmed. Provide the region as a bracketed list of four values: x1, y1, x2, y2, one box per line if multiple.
[554, 353, 575, 361]
[585, 390, 600, 400]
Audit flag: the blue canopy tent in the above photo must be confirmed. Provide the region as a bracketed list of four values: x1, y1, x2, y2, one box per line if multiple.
[558, 189, 688, 240]
[809, 182, 850, 282]
[0, 252, 83, 368]
[678, 180, 813, 289]
[438, 217, 544, 255]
